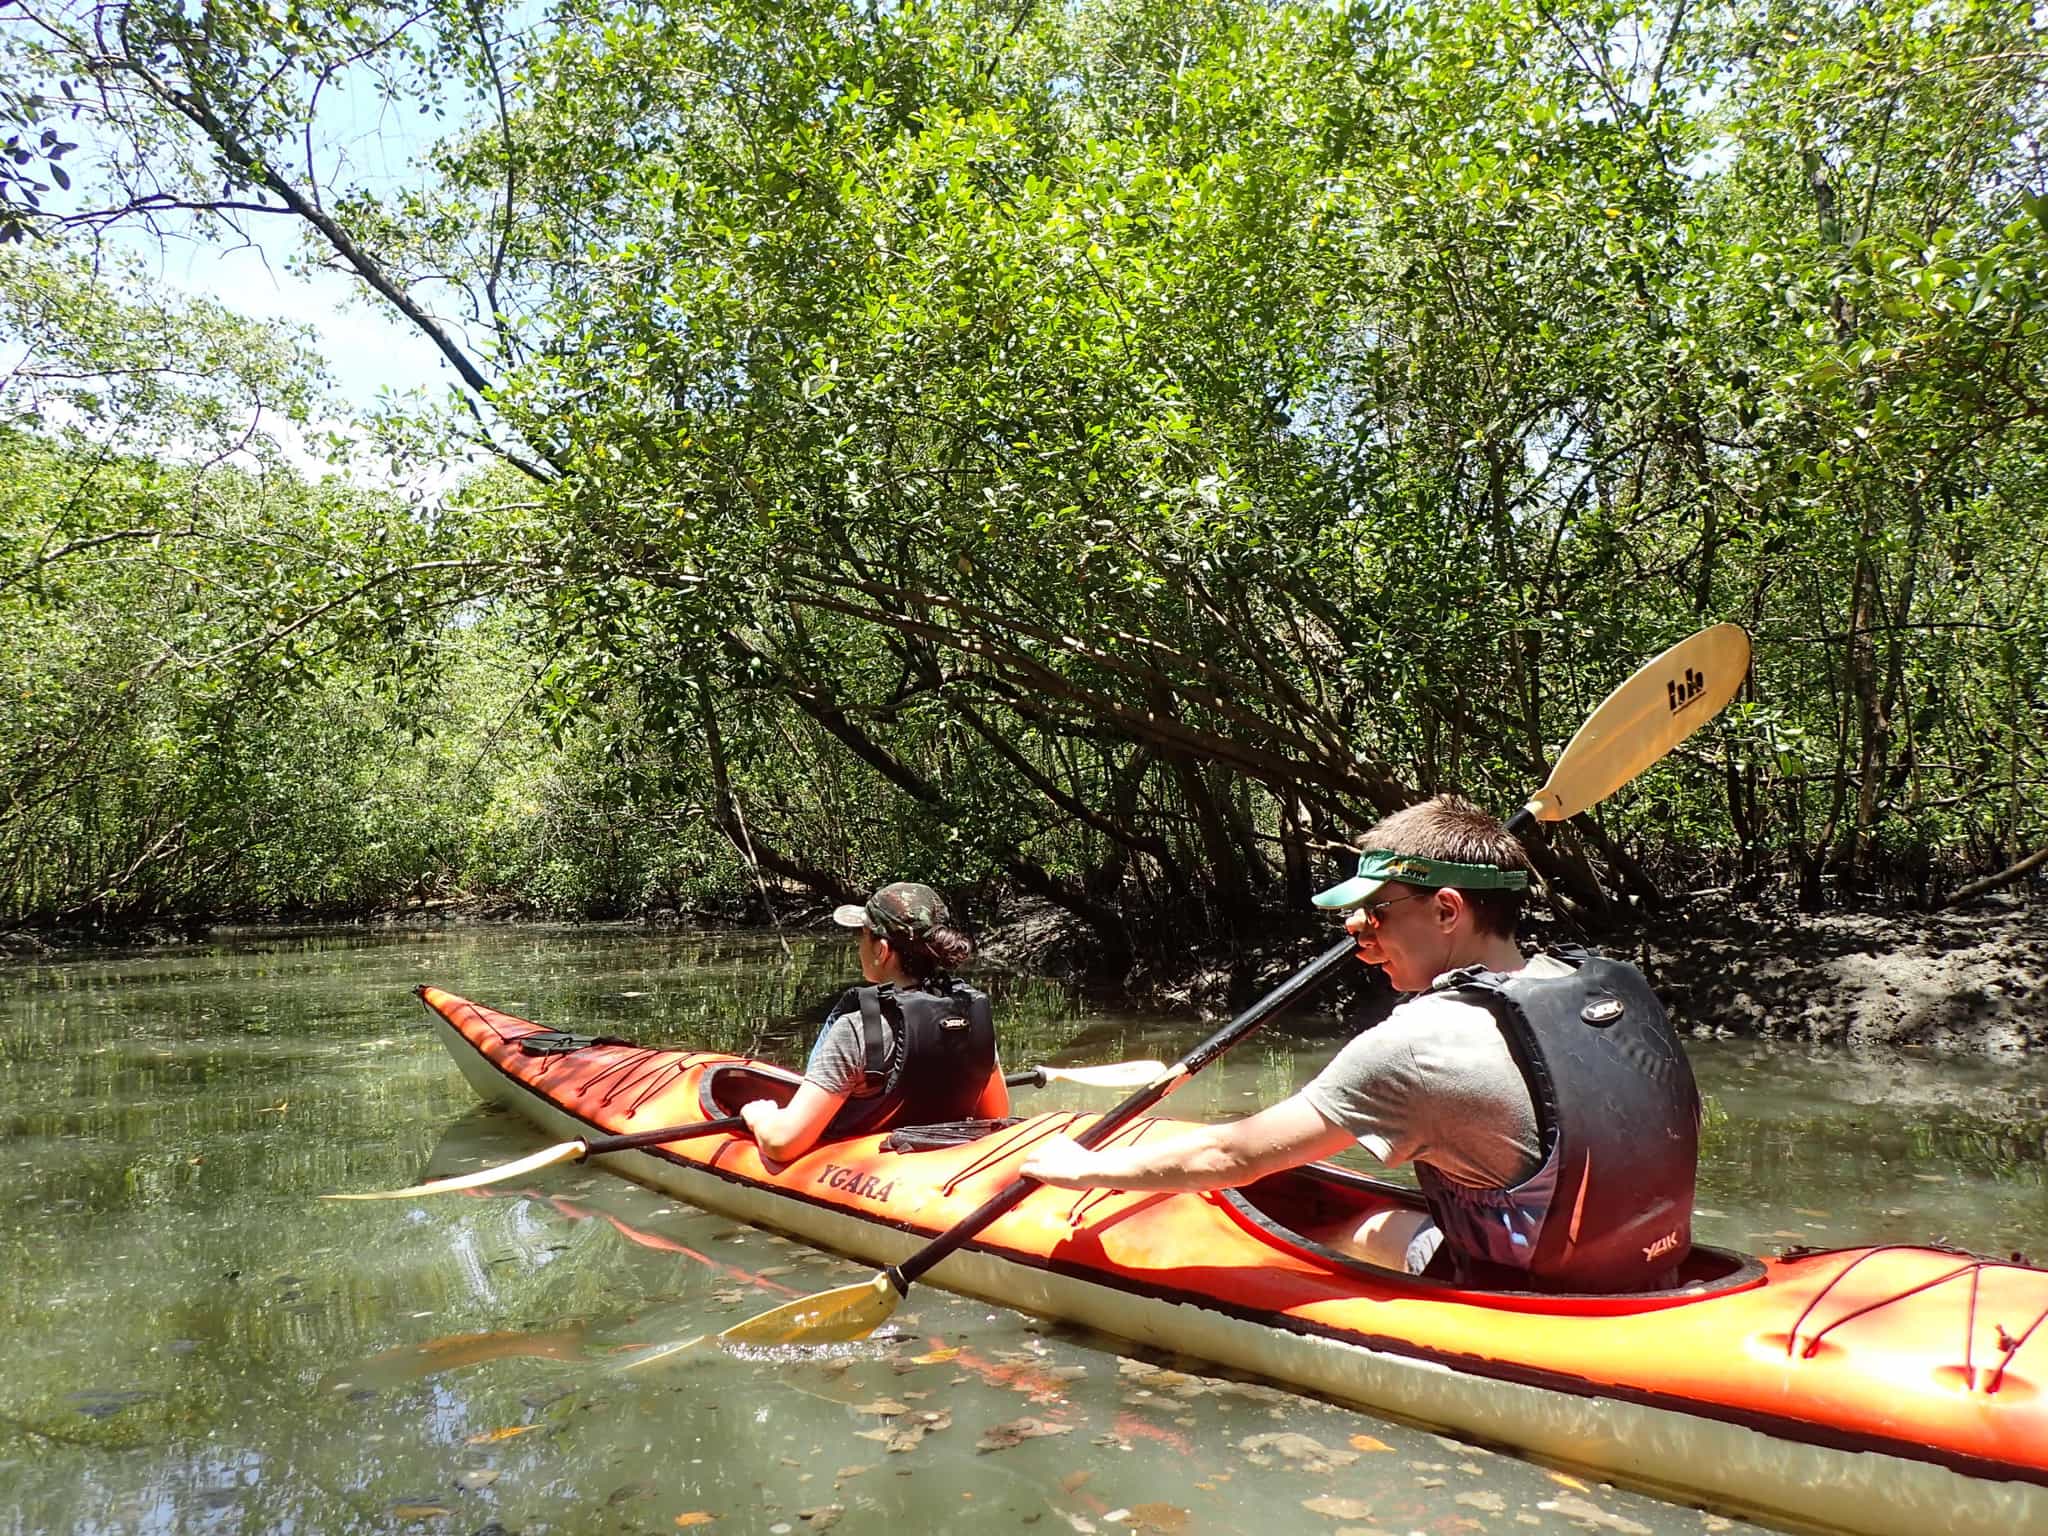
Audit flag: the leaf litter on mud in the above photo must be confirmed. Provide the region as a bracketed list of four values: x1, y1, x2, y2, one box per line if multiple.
[977, 1416, 1077, 1452]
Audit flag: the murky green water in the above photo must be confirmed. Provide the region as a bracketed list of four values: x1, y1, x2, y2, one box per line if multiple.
[2, 925, 2045, 1536]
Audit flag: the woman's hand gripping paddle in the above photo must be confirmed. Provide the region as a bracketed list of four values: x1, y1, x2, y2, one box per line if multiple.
[320, 1060, 1169, 1201]
[718, 623, 1751, 1347]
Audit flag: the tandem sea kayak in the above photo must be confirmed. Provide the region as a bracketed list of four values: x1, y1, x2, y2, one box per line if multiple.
[412, 985, 2048, 1536]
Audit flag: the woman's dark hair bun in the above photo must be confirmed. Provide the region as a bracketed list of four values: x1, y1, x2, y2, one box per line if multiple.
[897, 922, 973, 980]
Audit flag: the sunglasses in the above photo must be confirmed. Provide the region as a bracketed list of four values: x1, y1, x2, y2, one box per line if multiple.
[1357, 891, 1430, 928]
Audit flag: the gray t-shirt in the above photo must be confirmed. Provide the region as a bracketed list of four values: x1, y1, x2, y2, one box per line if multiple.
[1300, 953, 1571, 1189]
[803, 1005, 868, 1097]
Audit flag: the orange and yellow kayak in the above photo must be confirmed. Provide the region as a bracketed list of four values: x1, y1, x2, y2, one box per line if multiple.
[417, 985, 2048, 1536]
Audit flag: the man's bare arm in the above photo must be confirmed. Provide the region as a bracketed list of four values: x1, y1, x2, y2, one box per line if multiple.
[1019, 1094, 1355, 1191]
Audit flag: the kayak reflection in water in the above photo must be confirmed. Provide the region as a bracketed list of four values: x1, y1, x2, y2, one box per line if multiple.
[740, 882, 1010, 1164]
[1023, 796, 1702, 1294]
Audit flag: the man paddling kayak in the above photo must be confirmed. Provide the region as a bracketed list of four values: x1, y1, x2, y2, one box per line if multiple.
[740, 882, 1010, 1162]
[1022, 797, 1701, 1292]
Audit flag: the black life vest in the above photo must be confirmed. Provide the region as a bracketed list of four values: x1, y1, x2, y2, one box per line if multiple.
[822, 978, 998, 1139]
[1414, 948, 1700, 1293]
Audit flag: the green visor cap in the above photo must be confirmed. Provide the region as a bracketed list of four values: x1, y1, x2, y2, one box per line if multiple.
[1311, 849, 1531, 911]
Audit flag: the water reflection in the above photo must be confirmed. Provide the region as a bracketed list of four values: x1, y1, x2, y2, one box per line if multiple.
[1, 924, 2045, 1536]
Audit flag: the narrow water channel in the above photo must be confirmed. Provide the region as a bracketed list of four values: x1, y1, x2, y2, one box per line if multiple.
[2, 926, 2044, 1536]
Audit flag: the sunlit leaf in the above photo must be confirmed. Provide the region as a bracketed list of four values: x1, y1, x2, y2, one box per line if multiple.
[976, 1417, 1077, 1452]
[1238, 1433, 1358, 1473]
[466, 1424, 542, 1444]
[1537, 1495, 1650, 1534]
[1300, 1494, 1375, 1519]
[1127, 1504, 1188, 1532]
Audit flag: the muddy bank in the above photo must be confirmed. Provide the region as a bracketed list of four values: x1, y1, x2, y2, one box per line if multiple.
[1629, 895, 2048, 1054]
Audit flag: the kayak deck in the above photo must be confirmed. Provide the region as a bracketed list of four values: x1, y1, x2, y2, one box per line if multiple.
[409, 985, 2048, 1536]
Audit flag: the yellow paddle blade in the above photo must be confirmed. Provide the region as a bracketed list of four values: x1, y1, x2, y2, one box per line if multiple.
[1526, 623, 1751, 823]
[1040, 1059, 1168, 1088]
[319, 1140, 589, 1200]
[718, 1272, 899, 1346]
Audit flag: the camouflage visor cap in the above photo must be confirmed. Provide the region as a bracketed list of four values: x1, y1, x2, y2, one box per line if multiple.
[830, 881, 951, 940]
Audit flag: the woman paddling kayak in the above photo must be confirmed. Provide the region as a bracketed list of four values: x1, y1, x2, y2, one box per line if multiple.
[739, 881, 1009, 1162]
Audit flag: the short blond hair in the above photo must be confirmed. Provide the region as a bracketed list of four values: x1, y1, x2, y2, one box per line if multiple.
[1362, 795, 1533, 936]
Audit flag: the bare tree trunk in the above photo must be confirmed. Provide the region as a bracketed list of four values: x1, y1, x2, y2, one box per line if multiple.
[1939, 842, 2048, 909]
[1845, 509, 1887, 872]
[1278, 788, 1313, 910]
[1169, 753, 1250, 918]
[697, 679, 855, 908]
[756, 649, 1134, 958]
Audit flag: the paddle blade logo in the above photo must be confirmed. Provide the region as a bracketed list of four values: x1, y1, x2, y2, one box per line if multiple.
[1666, 667, 1708, 714]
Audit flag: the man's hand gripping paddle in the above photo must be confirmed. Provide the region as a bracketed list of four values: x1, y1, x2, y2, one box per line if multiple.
[716, 623, 1751, 1347]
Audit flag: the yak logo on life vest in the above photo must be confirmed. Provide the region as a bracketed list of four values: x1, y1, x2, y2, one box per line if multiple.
[1666, 667, 1707, 714]
[1642, 1229, 1682, 1262]
[941, 1014, 968, 1031]
[816, 1164, 896, 1202]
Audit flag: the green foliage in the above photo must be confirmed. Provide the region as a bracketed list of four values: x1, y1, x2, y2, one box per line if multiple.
[0, 427, 479, 923]
[4, 0, 2046, 938]
[0, 252, 499, 925]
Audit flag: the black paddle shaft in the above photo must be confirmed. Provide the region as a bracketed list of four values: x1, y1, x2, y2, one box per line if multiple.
[891, 934, 1361, 1292]
[582, 1115, 746, 1156]
[577, 1068, 1090, 1157]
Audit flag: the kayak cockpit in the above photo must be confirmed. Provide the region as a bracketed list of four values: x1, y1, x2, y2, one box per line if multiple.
[700, 1060, 803, 1119]
[1223, 1160, 1765, 1312]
